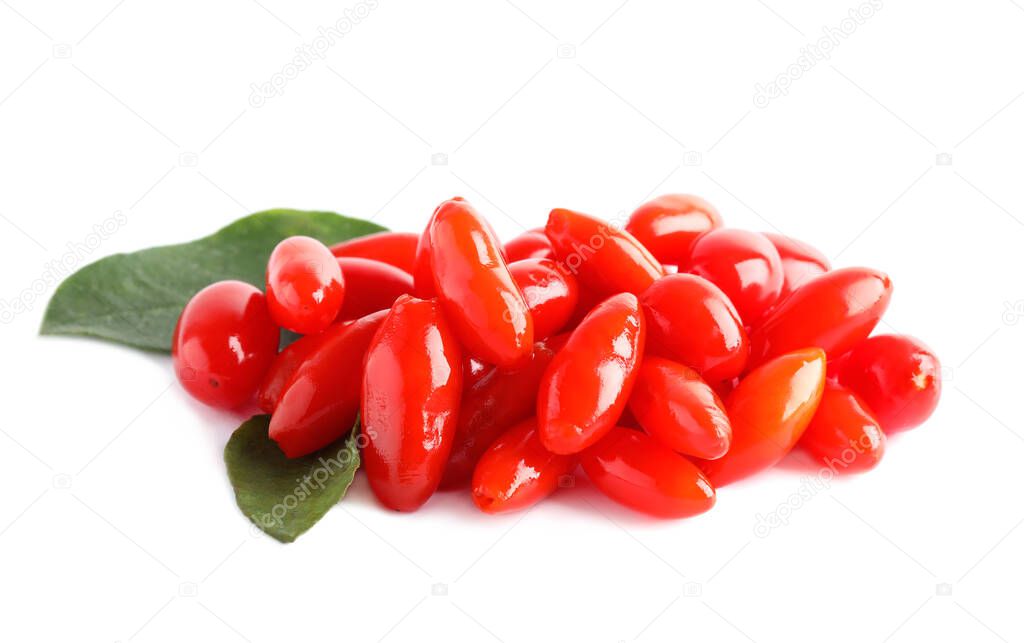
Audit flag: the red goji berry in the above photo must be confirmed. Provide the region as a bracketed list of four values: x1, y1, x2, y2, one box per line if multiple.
[641, 273, 749, 382]
[625, 194, 722, 266]
[546, 208, 664, 297]
[335, 257, 414, 321]
[266, 236, 345, 334]
[580, 427, 716, 518]
[763, 232, 831, 299]
[504, 229, 555, 262]
[173, 280, 279, 409]
[628, 356, 731, 460]
[430, 198, 534, 367]
[748, 267, 892, 368]
[684, 229, 784, 325]
[508, 258, 579, 340]
[537, 292, 645, 454]
[472, 418, 576, 514]
[361, 295, 463, 511]
[269, 310, 386, 458]
[798, 383, 885, 473]
[698, 348, 826, 486]
[836, 334, 940, 433]
[329, 231, 418, 274]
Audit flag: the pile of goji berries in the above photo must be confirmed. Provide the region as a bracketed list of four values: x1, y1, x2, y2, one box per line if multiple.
[172, 195, 941, 518]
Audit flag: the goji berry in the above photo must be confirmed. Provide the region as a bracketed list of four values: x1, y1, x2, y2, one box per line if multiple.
[641, 273, 749, 381]
[580, 427, 716, 518]
[546, 208, 664, 296]
[628, 356, 731, 460]
[269, 310, 386, 457]
[266, 236, 345, 334]
[430, 198, 534, 367]
[537, 292, 645, 454]
[699, 348, 826, 486]
[173, 280, 279, 409]
[684, 229, 784, 324]
[836, 334, 940, 433]
[361, 295, 463, 511]
[625, 194, 722, 266]
[472, 418, 576, 514]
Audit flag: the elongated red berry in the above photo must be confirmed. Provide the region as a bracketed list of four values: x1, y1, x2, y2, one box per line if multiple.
[257, 321, 344, 413]
[472, 418, 576, 514]
[763, 232, 830, 298]
[504, 229, 555, 262]
[625, 194, 722, 266]
[330, 231, 418, 274]
[537, 293, 645, 454]
[580, 427, 716, 518]
[684, 229, 784, 325]
[748, 267, 892, 368]
[430, 197, 533, 367]
[266, 236, 345, 334]
[641, 273, 749, 381]
[335, 257, 413, 321]
[799, 383, 885, 473]
[699, 348, 826, 486]
[362, 296, 463, 511]
[628, 357, 731, 460]
[546, 208, 664, 297]
[508, 258, 579, 340]
[269, 311, 386, 458]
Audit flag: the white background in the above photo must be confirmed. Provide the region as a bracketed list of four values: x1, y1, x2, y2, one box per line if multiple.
[1, 1, 1022, 641]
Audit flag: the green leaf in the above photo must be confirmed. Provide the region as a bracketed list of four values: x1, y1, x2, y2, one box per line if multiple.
[224, 415, 360, 543]
[40, 209, 386, 351]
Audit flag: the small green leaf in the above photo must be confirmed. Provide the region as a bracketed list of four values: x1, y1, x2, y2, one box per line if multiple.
[40, 209, 386, 351]
[224, 415, 360, 543]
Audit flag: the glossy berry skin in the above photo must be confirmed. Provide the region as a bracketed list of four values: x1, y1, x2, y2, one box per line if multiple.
[329, 231, 418, 274]
[641, 274, 749, 382]
[699, 348, 826, 486]
[172, 281, 279, 409]
[508, 258, 579, 340]
[442, 342, 556, 488]
[361, 296, 463, 511]
[471, 418, 576, 514]
[546, 208, 664, 297]
[628, 357, 731, 460]
[335, 257, 414, 321]
[836, 335, 941, 433]
[504, 230, 555, 262]
[257, 322, 344, 413]
[266, 236, 346, 334]
[269, 311, 386, 458]
[764, 233, 831, 298]
[799, 383, 885, 473]
[430, 198, 534, 367]
[463, 356, 490, 390]
[748, 267, 892, 368]
[625, 194, 722, 266]
[537, 293, 646, 455]
[580, 427, 716, 518]
[412, 213, 437, 298]
[684, 229, 784, 324]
